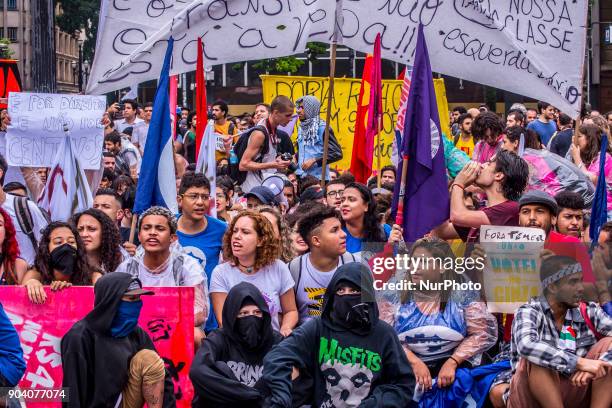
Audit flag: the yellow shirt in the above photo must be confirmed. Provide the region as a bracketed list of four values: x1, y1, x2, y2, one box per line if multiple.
[214, 121, 238, 161]
[455, 135, 475, 158]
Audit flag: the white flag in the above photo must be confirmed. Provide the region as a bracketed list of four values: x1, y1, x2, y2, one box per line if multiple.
[195, 119, 217, 218]
[37, 134, 93, 222]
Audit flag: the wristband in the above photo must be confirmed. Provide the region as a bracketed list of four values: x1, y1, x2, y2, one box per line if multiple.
[449, 356, 460, 366]
[450, 183, 465, 191]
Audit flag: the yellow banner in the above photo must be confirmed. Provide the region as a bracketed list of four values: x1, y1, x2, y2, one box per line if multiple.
[261, 75, 450, 172]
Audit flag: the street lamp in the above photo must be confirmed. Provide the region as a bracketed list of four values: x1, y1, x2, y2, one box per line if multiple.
[82, 59, 90, 90]
[71, 60, 78, 85]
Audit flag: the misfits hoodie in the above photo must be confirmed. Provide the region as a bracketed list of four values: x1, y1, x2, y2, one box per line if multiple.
[263, 262, 415, 408]
[190, 281, 281, 407]
[60, 273, 175, 407]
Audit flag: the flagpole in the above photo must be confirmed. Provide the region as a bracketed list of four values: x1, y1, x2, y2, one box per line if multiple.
[376, 116, 383, 188]
[129, 215, 138, 244]
[395, 154, 409, 226]
[320, 41, 337, 188]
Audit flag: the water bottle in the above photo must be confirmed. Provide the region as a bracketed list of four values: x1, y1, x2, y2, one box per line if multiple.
[229, 149, 238, 165]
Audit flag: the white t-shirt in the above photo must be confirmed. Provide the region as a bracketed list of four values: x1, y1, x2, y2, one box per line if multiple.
[115, 117, 144, 133]
[294, 254, 341, 324]
[210, 260, 294, 330]
[240, 131, 277, 194]
[2, 194, 48, 265]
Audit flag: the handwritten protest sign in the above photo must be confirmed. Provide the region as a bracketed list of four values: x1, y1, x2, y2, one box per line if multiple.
[88, 0, 587, 116]
[6, 92, 105, 170]
[262, 75, 449, 172]
[0, 286, 194, 407]
[480, 226, 546, 314]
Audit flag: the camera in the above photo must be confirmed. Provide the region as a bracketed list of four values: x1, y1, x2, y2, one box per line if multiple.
[280, 153, 297, 172]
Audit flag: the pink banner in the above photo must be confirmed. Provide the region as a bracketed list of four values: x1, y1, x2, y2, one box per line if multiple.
[0, 286, 194, 407]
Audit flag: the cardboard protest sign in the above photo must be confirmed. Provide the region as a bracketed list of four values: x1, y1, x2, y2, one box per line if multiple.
[88, 0, 587, 116]
[6, 92, 105, 170]
[480, 226, 546, 314]
[0, 286, 194, 407]
[262, 75, 449, 172]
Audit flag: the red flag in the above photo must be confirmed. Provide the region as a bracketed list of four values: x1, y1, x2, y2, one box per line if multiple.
[350, 54, 373, 183]
[195, 38, 207, 162]
[350, 33, 382, 183]
[365, 33, 383, 173]
[169, 75, 178, 140]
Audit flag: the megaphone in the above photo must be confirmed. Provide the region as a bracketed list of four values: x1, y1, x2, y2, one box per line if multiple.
[262, 174, 286, 197]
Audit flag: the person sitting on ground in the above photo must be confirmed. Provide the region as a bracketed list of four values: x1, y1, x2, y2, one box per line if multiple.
[210, 211, 298, 336]
[290, 203, 356, 324]
[190, 282, 305, 408]
[506, 255, 612, 408]
[61, 273, 175, 407]
[263, 262, 415, 408]
[0, 207, 28, 285]
[72, 208, 125, 274]
[115, 206, 208, 347]
[389, 238, 497, 392]
[22, 221, 102, 304]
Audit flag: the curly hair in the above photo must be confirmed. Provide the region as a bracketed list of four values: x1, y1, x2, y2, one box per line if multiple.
[35, 221, 95, 285]
[72, 208, 123, 273]
[472, 111, 505, 142]
[222, 211, 280, 271]
[138, 206, 178, 234]
[259, 206, 294, 262]
[343, 182, 386, 242]
[0, 207, 20, 284]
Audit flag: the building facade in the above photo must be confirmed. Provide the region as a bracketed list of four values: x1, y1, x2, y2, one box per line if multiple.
[0, 0, 78, 93]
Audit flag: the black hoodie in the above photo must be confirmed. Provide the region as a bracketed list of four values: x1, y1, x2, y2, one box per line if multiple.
[190, 282, 282, 407]
[263, 262, 415, 408]
[60, 273, 176, 407]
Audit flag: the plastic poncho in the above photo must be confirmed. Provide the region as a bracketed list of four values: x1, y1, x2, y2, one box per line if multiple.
[522, 148, 595, 207]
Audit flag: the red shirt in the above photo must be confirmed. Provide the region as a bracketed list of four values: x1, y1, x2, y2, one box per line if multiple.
[546, 230, 594, 283]
[455, 200, 520, 243]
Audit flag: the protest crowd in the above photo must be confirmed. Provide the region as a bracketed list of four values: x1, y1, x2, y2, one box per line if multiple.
[0, 14, 611, 408]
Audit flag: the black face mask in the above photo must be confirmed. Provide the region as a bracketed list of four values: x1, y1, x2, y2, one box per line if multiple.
[331, 294, 372, 332]
[235, 315, 263, 349]
[50, 243, 77, 277]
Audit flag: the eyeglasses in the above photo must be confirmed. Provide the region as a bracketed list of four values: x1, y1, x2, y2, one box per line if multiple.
[182, 193, 210, 202]
[326, 190, 344, 198]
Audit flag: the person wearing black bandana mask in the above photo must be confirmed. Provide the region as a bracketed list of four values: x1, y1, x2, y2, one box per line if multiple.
[60, 273, 176, 407]
[190, 282, 310, 407]
[21, 222, 103, 304]
[264, 262, 414, 408]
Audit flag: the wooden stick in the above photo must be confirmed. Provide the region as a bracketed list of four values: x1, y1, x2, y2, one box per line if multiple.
[128, 214, 138, 244]
[376, 115, 383, 188]
[320, 41, 337, 188]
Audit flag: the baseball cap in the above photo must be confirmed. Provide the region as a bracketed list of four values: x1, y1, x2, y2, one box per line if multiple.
[300, 186, 324, 202]
[245, 186, 276, 205]
[519, 190, 558, 214]
[125, 278, 154, 296]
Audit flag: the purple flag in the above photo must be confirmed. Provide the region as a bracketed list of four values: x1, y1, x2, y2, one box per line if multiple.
[391, 25, 449, 242]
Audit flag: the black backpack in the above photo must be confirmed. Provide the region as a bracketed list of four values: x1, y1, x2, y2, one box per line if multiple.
[229, 125, 270, 185]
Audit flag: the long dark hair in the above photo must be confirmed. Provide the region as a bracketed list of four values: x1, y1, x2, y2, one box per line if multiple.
[0, 206, 20, 284]
[343, 182, 386, 242]
[504, 126, 541, 150]
[72, 208, 123, 273]
[35, 221, 95, 285]
[579, 124, 612, 166]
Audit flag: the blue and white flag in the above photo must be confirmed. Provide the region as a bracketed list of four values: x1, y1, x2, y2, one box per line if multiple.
[133, 37, 178, 214]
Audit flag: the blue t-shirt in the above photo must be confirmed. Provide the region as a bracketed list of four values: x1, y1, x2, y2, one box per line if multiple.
[343, 224, 391, 253]
[177, 215, 227, 332]
[527, 119, 557, 146]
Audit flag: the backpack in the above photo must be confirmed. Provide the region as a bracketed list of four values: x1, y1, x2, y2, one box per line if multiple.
[324, 126, 343, 165]
[126, 255, 186, 286]
[14, 196, 49, 250]
[288, 252, 357, 292]
[228, 125, 270, 185]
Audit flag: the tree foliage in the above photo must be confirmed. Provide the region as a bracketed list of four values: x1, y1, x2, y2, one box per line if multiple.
[55, 0, 99, 61]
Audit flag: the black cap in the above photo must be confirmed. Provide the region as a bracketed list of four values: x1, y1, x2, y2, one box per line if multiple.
[124, 277, 154, 296]
[300, 186, 324, 202]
